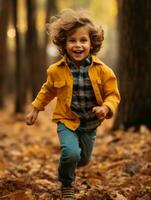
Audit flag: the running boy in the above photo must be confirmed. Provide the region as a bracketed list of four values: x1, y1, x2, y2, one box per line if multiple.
[26, 9, 120, 199]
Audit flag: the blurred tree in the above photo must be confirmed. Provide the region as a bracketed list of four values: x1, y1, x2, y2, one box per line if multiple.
[25, 0, 58, 100]
[45, 0, 58, 65]
[114, 0, 151, 129]
[12, 0, 26, 112]
[26, 0, 42, 99]
[46, 0, 57, 22]
[0, 1, 10, 108]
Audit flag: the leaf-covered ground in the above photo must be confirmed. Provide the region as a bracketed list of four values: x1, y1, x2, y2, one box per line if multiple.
[0, 102, 151, 200]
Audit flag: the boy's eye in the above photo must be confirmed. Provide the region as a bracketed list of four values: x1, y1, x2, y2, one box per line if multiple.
[81, 39, 87, 42]
[69, 39, 75, 42]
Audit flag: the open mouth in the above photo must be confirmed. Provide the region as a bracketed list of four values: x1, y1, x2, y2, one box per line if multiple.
[73, 50, 84, 54]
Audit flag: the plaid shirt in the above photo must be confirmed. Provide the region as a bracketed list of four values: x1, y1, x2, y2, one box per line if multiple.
[67, 56, 101, 132]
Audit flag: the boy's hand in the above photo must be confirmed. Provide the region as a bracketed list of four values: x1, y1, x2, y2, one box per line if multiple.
[92, 106, 109, 120]
[26, 107, 39, 125]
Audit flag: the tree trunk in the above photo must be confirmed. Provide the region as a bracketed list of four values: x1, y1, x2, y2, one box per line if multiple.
[114, 0, 151, 130]
[0, 1, 10, 108]
[40, 0, 58, 81]
[46, 0, 57, 22]
[26, 0, 42, 99]
[12, 0, 26, 112]
[45, 0, 58, 66]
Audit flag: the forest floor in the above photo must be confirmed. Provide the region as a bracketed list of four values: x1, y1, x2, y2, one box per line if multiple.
[0, 100, 151, 200]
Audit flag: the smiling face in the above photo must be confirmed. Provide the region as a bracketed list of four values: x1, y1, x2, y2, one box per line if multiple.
[65, 26, 91, 64]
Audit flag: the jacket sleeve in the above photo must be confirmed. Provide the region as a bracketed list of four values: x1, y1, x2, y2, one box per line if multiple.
[102, 67, 121, 118]
[32, 70, 56, 111]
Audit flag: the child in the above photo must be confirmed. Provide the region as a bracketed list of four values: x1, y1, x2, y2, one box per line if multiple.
[26, 9, 120, 200]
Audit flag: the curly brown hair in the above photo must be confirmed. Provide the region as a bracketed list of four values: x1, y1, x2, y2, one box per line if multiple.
[46, 9, 104, 55]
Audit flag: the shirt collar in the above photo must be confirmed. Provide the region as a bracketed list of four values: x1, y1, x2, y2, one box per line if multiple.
[66, 55, 92, 69]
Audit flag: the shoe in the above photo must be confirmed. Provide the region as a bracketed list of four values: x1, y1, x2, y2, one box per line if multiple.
[61, 183, 75, 199]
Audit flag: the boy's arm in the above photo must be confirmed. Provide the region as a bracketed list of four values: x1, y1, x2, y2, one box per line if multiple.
[32, 74, 56, 111]
[102, 68, 121, 118]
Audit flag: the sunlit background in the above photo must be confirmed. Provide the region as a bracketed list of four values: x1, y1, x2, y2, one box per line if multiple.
[7, 0, 118, 67]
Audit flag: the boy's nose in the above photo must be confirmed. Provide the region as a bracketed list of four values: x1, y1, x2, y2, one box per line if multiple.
[75, 41, 81, 46]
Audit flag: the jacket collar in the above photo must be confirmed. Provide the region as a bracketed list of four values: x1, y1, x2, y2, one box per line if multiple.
[56, 55, 103, 67]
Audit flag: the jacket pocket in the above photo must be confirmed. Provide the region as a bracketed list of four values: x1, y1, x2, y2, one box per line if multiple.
[54, 80, 68, 101]
[54, 81, 66, 88]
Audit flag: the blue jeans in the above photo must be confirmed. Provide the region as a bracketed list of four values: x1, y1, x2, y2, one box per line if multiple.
[57, 122, 96, 185]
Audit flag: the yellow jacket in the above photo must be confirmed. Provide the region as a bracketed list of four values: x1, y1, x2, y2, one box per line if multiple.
[32, 55, 120, 130]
